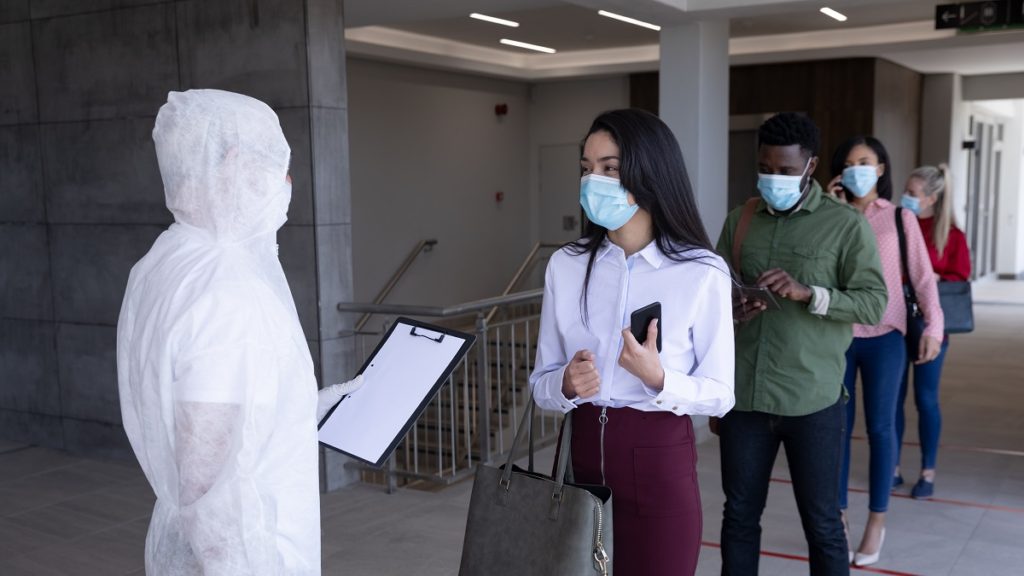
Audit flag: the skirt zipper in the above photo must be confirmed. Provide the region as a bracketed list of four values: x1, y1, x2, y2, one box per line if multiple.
[598, 406, 609, 485]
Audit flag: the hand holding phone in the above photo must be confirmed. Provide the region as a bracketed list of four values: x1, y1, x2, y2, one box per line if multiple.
[622, 302, 665, 389]
[738, 285, 782, 311]
[826, 174, 849, 203]
[630, 302, 662, 352]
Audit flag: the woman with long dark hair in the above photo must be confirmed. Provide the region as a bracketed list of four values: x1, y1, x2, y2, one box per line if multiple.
[827, 136, 943, 567]
[893, 164, 971, 499]
[530, 109, 735, 575]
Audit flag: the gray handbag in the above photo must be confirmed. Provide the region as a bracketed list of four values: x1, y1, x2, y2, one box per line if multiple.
[938, 281, 974, 334]
[458, 400, 613, 576]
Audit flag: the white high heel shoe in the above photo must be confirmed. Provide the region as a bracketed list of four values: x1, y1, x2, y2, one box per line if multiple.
[853, 528, 886, 567]
[843, 517, 854, 564]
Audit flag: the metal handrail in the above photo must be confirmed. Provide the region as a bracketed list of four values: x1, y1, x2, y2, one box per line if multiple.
[338, 287, 546, 479]
[354, 238, 437, 332]
[338, 288, 543, 318]
[484, 242, 561, 324]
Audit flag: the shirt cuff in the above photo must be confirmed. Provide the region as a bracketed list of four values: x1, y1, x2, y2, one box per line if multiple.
[650, 371, 700, 416]
[808, 286, 830, 316]
[547, 365, 580, 413]
[923, 324, 945, 342]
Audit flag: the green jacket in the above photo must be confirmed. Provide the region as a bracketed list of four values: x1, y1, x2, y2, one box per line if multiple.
[716, 182, 887, 416]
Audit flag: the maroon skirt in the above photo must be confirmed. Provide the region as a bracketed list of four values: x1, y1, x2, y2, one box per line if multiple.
[567, 403, 701, 576]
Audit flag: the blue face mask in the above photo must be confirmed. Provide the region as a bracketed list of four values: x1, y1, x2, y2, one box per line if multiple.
[580, 174, 639, 231]
[842, 165, 880, 198]
[757, 158, 812, 212]
[901, 195, 921, 215]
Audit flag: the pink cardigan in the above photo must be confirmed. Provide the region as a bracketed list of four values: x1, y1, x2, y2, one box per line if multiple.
[854, 199, 944, 341]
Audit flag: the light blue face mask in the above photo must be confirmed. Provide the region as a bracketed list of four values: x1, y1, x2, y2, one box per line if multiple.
[580, 173, 639, 231]
[842, 165, 880, 198]
[757, 158, 812, 212]
[900, 195, 921, 215]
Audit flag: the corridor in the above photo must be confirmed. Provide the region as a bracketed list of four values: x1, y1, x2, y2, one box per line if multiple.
[1, 282, 1022, 575]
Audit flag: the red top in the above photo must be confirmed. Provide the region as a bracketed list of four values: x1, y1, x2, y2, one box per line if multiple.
[917, 217, 971, 281]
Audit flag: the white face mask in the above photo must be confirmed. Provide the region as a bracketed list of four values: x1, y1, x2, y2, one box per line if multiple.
[757, 157, 812, 211]
[579, 174, 638, 231]
[842, 165, 880, 198]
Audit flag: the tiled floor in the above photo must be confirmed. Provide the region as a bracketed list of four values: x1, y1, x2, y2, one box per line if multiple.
[2, 281, 1022, 575]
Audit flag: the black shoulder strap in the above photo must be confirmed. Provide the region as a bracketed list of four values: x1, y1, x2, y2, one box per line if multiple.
[895, 207, 918, 305]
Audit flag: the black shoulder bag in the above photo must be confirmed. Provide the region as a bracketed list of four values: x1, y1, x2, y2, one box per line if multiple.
[896, 207, 926, 359]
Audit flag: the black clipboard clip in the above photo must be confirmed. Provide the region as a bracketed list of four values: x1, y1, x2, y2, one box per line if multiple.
[410, 326, 444, 343]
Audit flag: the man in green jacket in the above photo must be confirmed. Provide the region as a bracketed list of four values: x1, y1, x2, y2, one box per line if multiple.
[715, 112, 887, 575]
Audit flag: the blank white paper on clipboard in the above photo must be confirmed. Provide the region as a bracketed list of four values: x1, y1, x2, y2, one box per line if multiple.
[318, 318, 474, 467]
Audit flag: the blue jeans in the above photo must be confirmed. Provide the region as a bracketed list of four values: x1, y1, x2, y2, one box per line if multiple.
[896, 338, 949, 471]
[840, 330, 907, 512]
[719, 400, 849, 576]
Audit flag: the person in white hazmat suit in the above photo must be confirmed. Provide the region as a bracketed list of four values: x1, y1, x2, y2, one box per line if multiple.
[117, 89, 360, 575]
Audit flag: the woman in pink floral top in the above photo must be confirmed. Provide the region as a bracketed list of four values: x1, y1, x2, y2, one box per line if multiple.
[826, 136, 943, 567]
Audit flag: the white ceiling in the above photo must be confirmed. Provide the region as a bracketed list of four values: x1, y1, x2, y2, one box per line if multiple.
[387, 5, 658, 53]
[343, 0, 1024, 79]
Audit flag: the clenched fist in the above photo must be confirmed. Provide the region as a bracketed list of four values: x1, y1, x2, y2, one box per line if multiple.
[562, 349, 601, 400]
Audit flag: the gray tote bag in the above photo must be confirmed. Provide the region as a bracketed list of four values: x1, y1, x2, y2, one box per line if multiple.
[458, 400, 613, 576]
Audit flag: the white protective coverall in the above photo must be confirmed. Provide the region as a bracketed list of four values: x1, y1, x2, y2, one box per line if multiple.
[117, 89, 321, 575]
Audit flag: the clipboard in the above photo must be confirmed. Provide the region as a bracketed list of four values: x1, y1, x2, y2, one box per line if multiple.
[317, 317, 475, 468]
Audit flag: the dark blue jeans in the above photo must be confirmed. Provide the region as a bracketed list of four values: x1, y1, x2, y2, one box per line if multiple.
[896, 338, 950, 471]
[840, 330, 907, 512]
[719, 400, 849, 576]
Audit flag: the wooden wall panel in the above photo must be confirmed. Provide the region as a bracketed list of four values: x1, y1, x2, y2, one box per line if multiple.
[630, 58, 921, 188]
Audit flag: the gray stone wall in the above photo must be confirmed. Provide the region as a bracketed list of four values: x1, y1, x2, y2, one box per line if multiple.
[0, 0, 355, 487]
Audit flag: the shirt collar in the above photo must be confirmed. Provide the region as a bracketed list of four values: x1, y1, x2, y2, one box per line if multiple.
[596, 238, 665, 269]
[864, 197, 892, 214]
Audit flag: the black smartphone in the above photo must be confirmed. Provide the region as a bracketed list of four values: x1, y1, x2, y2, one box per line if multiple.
[630, 302, 662, 352]
[739, 285, 782, 310]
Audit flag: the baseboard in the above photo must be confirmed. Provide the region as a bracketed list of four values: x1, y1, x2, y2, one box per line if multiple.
[997, 272, 1024, 280]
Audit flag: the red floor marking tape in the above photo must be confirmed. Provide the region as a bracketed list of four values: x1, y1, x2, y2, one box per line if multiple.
[769, 477, 1024, 515]
[850, 435, 1024, 457]
[700, 541, 922, 575]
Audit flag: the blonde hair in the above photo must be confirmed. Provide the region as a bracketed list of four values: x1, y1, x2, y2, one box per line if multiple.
[908, 163, 955, 257]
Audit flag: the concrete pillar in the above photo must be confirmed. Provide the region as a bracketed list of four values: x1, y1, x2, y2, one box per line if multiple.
[658, 20, 729, 441]
[658, 20, 731, 239]
[920, 73, 970, 229]
[302, 0, 360, 491]
[0, 0, 357, 490]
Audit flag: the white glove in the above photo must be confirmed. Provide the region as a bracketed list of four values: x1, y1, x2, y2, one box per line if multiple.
[316, 374, 364, 422]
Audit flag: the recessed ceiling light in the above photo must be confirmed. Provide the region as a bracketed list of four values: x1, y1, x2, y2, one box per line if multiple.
[499, 39, 556, 54]
[598, 10, 661, 31]
[819, 7, 848, 22]
[470, 13, 519, 28]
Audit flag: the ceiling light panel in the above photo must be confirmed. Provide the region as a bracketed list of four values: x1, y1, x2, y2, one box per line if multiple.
[819, 7, 848, 22]
[470, 13, 519, 28]
[499, 39, 556, 54]
[598, 10, 661, 31]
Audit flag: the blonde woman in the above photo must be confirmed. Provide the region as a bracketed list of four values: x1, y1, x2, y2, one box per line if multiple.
[893, 164, 971, 500]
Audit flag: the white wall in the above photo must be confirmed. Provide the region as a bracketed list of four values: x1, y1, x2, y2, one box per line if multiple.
[527, 76, 631, 243]
[347, 59, 632, 310]
[963, 73, 1024, 101]
[1018, 105, 1024, 278]
[972, 99, 1024, 278]
[347, 58, 533, 308]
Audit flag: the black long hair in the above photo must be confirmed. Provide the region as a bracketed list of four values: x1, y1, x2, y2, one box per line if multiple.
[565, 108, 716, 321]
[830, 135, 893, 200]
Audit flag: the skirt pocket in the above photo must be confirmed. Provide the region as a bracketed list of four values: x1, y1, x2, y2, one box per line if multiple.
[633, 443, 698, 518]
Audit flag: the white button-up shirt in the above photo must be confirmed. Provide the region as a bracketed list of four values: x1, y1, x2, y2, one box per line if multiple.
[530, 240, 736, 416]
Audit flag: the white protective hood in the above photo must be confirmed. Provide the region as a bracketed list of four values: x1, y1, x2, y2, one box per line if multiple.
[117, 89, 320, 575]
